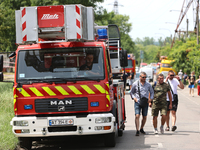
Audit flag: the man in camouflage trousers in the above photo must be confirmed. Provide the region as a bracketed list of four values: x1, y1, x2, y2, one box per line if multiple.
[150, 73, 172, 134]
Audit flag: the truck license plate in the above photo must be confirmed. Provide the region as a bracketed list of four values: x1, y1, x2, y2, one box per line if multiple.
[49, 119, 74, 126]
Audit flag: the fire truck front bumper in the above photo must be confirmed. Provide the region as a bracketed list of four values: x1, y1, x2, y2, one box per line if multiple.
[10, 113, 115, 137]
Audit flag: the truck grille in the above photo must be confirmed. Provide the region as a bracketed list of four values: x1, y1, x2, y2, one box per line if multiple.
[35, 97, 88, 113]
[48, 126, 77, 132]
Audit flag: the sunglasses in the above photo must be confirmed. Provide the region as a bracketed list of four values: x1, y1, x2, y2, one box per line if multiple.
[141, 76, 147, 78]
[170, 75, 175, 77]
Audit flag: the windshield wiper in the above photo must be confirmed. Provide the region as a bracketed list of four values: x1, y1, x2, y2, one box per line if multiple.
[52, 78, 76, 84]
[17, 79, 52, 87]
[28, 79, 52, 84]
[74, 77, 101, 82]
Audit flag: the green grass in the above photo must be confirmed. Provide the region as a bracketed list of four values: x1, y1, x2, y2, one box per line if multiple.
[0, 82, 18, 150]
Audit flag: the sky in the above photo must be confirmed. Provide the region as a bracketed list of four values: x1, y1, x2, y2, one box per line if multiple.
[100, 0, 197, 41]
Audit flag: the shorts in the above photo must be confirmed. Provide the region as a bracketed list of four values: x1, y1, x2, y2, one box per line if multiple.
[152, 104, 167, 116]
[167, 101, 178, 111]
[188, 84, 195, 88]
[134, 102, 148, 116]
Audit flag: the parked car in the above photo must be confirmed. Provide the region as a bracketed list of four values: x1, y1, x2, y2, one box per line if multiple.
[140, 62, 148, 68]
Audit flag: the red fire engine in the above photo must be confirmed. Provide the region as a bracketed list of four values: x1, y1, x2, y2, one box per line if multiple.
[0, 4, 127, 149]
[122, 53, 136, 74]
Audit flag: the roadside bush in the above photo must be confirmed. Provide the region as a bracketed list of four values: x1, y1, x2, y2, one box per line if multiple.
[0, 82, 18, 150]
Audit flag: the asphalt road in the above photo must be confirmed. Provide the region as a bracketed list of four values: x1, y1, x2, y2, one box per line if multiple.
[30, 85, 200, 150]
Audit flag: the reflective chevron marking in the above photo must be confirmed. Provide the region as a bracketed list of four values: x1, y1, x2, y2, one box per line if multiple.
[68, 86, 82, 95]
[106, 83, 109, 88]
[81, 85, 95, 94]
[106, 95, 110, 102]
[94, 85, 106, 94]
[13, 98, 16, 106]
[42, 87, 56, 96]
[14, 94, 18, 98]
[17, 88, 30, 97]
[55, 86, 69, 95]
[29, 87, 43, 96]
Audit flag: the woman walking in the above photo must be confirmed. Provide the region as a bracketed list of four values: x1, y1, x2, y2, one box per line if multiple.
[187, 71, 196, 97]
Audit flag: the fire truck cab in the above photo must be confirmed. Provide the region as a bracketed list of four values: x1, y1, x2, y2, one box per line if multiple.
[0, 4, 127, 149]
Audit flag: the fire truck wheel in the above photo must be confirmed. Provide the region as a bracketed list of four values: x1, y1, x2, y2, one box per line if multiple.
[18, 137, 32, 150]
[118, 128, 123, 137]
[104, 132, 116, 147]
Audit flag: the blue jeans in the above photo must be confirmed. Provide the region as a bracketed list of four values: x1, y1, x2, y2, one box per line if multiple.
[134, 102, 148, 116]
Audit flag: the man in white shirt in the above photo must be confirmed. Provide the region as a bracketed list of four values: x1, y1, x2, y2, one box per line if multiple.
[165, 70, 184, 131]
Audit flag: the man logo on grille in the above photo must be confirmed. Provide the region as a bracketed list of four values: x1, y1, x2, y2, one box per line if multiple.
[58, 106, 65, 111]
[50, 100, 72, 105]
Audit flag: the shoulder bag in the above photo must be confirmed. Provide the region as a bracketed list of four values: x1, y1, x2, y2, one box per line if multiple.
[138, 81, 148, 108]
[167, 80, 178, 102]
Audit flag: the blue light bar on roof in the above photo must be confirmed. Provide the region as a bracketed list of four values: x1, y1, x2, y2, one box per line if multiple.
[128, 54, 130, 57]
[97, 29, 108, 39]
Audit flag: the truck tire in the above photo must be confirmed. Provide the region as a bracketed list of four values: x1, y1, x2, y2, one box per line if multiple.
[118, 128, 123, 137]
[18, 137, 32, 150]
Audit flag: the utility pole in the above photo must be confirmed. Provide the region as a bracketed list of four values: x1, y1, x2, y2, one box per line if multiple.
[186, 19, 189, 38]
[197, 0, 199, 44]
[170, 34, 172, 44]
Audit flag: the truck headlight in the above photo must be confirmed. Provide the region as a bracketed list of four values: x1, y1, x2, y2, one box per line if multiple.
[95, 117, 111, 123]
[13, 120, 29, 126]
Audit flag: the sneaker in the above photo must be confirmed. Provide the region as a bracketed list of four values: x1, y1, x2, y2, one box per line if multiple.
[165, 127, 170, 131]
[135, 130, 140, 136]
[160, 126, 164, 134]
[154, 129, 158, 134]
[172, 126, 177, 131]
[140, 128, 146, 134]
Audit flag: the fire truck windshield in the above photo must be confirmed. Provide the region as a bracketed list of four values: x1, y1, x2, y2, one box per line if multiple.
[125, 59, 133, 68]
[17, 47, 105, 83]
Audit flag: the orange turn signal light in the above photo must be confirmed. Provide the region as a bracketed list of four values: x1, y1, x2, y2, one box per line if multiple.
[104, 126, 111, 130]
[14, 130, 22, 133]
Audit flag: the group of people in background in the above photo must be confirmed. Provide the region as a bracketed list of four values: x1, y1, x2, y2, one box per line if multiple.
[178, 70, 200, 96]
[130, 70, 184, 136]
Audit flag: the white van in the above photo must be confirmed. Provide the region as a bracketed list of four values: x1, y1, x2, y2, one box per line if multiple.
[139, 66, 154, 82]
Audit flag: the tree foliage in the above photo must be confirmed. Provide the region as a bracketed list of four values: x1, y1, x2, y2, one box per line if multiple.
[168, 36, 200, 76]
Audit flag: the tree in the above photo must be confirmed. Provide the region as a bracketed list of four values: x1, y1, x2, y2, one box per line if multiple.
[0, 2, 16, 52]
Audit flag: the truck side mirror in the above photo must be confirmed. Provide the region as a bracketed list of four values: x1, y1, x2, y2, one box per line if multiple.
[0, 55, 3, 72]
[120, 50, 128, 67]
[136, 60, 138, 65]
[0, 72, 3, 81]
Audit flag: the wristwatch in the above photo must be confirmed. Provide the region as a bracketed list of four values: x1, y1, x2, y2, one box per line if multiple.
[178, 79, 180, 81]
